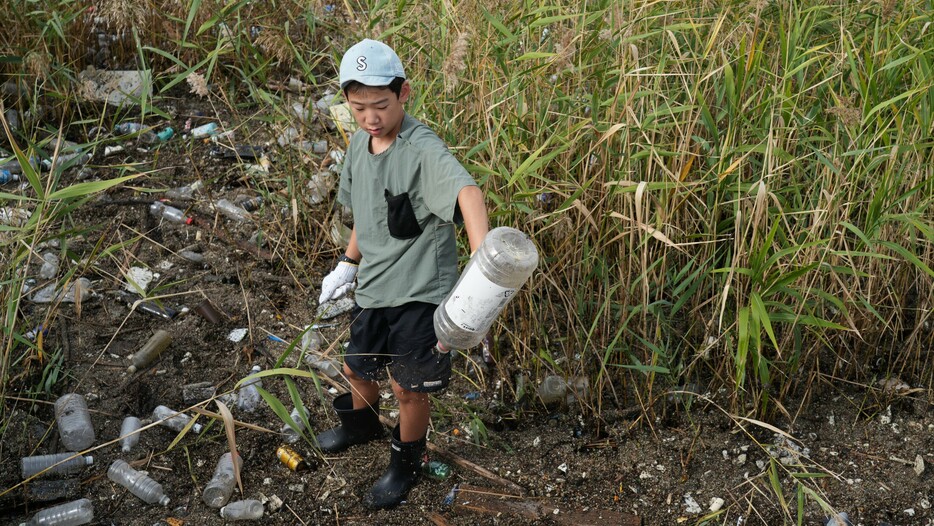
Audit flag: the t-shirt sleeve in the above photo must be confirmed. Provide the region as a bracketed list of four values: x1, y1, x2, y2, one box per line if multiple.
[337, 135, 356, 210]
[416, 132, 477, 224]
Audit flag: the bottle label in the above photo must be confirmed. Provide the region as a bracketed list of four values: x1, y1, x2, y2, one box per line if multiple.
[444, 269, 516, 332]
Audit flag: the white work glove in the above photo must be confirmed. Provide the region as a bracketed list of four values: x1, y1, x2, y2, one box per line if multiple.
[318, 261, 358, 304]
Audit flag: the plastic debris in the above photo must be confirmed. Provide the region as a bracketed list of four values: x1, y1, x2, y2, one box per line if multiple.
[107, 459, 170, 506]
[77, 67, 152, 105]
[315, 296, 355, 320]
[227, 328, 248, 342]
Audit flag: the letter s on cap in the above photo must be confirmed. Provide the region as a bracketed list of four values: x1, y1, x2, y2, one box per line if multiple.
[356, 56, 367, 71]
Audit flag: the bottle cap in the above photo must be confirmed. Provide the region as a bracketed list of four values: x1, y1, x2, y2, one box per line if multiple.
[85, 455, 94, 465]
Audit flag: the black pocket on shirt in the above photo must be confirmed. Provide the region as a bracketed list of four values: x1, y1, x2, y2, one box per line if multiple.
[385, 189, 423, 239]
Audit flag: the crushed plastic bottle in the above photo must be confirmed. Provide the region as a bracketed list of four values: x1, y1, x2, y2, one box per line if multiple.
[19, 497, 93, 526]
[21, 453, 94, 479]
[149, 201, 192, 224]
[280, 406, 310, 444]
[119, 416, 142, 452]
[29, 277, 93, 304]
[152, 405, 202, 434]
[434, 227, 538, 350]
[113, 122, 144, 135]
[127, 330, 172, 373]
[537, 375, 567, 405]
[164, 180, 203, 200]
[107, 459, 170, 506]
[220, 499, 264, 520]
[202, 452, 243, 508]
[214, 199, 252, 221]
[54, 394, 96, 451]
[236, 365, 263, 413]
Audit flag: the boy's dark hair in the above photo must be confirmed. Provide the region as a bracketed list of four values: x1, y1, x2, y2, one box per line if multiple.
[343, 77, 405, 98]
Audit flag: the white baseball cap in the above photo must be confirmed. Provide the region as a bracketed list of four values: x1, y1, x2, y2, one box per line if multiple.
[339, 39, 406, 89]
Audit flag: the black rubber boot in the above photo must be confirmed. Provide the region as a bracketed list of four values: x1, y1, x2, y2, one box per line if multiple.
[315, 393, 384, 453]
[363, 425, 426, 509]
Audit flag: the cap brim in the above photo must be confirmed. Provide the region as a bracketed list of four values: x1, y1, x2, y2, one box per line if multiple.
[340, 74, 401, 89]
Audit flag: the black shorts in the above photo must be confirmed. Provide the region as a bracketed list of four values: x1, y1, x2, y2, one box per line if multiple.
[344, 302, 451, 393]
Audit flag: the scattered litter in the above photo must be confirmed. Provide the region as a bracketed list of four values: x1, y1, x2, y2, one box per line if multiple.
[683, 493, 701, 514]
[77, 67, 153, 105]
[191, 122, 219, 139]
[315, 296, 355, 320]
[825, 511, 852, 526]
[29, 277, 94, 304]
[227, 328, 248, 342]
[38, 252, 60, 279]
[125, 266, 156, 293]
[914, 454, 925, 476]
[276, 445, 310, 472]
[0, 207, 30, 226]
[709, 497, 724, 512]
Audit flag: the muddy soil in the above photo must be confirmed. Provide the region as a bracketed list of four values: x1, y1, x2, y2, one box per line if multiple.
[1, 95, 933, 526]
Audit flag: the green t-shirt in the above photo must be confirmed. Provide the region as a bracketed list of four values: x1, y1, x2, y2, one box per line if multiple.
[337, 114, 477, 308]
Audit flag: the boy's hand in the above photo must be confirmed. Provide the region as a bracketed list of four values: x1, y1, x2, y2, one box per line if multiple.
[319, 261, 358, 304]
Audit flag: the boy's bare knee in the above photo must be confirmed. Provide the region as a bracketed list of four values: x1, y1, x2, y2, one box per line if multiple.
[393, 384, 427, 405]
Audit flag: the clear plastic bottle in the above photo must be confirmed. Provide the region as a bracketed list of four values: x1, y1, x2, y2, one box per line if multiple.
[149, 201, 191, 224]
[165, 180, 203, 200]
[214, 199, 252, 221]
[537, 375, 567, 405]
[280, 406, 309, 444]
[107, 459, 170, 506]
[119, 416, 142, 452]
[21, 453, 94, 479]
[434, 227, 539, 350]
[220, 499, 264, 520]
[127, 330, 172, 373]
[19, 497, 93, 526]
[54, 394, 96, 451]
[152, 405, 202, 434]
[202, 452, 243, 508]
[236, 365, 263, 413]
[113, 122, 144, 135]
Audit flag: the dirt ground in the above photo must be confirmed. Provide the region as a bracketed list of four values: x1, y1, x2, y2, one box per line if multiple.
[1, 95, 933, 526]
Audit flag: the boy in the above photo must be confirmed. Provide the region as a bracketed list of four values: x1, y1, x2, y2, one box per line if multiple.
[315, 38, 489, 509]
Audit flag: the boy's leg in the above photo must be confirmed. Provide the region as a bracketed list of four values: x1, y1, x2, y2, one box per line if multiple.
[391, 378, 430, 441]
[346, 362, 380, 408]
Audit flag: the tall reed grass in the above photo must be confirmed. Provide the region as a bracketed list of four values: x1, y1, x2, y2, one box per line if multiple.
[1, 0, 931, 423]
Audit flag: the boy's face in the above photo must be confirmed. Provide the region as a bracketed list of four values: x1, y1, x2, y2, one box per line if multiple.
[346, 81, 410, 142]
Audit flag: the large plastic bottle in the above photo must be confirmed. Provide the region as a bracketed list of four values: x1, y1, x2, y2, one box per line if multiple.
[106, 459, 170, 506]
[202, 452, 243, 508]
[127, 330, 172, 373]
[19, 497, 93, 526]
[152, 405, 202, 434]
[119, 416, 142, 452]
[236, 365, 263, 413]
[54, 394, 95, 451]
[537, 375, 567, 405]
[434, 227, 539, 350]
[21, 453, 94, 479]
[220, 499, 264, 520]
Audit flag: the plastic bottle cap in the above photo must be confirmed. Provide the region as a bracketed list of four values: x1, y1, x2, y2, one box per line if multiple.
[86, 456, 94, 465]
[128, 365, 138, 373]
[159, 495, 170, 506]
